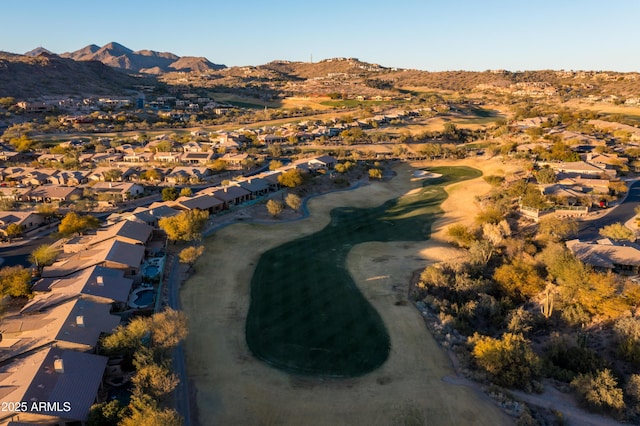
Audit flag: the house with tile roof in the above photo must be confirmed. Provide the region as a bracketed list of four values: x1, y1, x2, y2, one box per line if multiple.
[0, 347, 107, 425]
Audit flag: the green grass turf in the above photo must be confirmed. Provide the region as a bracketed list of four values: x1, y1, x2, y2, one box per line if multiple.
[246, 166, 481, 376]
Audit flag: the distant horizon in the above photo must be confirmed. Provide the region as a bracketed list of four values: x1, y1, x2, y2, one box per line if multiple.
[3, 1, 640, 73]
[6, 41, 638, 75]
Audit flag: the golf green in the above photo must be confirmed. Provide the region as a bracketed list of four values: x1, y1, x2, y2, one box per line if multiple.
[246, 166, 481, 376]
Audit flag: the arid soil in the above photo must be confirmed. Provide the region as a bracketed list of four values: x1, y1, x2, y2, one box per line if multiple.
[181, 158, 519, 425]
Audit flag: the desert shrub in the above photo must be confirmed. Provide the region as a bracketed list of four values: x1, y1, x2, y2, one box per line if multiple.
[614, 316, 640, 364]
[560, 304, 592, 327]
[544, 341, 607, 382]
[471, 332, 541, 389]
[506, 307, 534, 335]
[483, 175, 504, 186]
[493, 257, 545, 302]
[625, 374, 640, 406]
[571, 369, 625, 413]
[446, 224, 478, 248]
[475, 206, 504, 225]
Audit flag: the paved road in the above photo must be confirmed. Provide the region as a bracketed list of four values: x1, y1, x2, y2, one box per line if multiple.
[166, 256, 193, 426]
[0, 234, 58, 267]
[578, 180, 640, 241]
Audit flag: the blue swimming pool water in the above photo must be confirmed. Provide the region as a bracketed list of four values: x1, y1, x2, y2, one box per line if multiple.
[134, 290, 154, 306]
[144, 265, 159, 277]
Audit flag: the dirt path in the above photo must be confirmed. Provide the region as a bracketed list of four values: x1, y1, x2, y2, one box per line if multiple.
[181, 158, 519, 425]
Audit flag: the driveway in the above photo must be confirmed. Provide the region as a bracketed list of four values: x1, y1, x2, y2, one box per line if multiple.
[578, 180, 640, 241]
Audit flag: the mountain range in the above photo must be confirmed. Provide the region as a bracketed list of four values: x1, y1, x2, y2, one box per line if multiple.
[3, 42, 640, 101]
[26, 42, 225, 74]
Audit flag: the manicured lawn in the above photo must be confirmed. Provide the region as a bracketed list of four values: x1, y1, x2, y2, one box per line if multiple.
[246, 166, 481, 376]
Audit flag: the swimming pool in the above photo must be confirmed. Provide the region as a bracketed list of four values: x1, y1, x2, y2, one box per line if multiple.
[128, 288, 155, 309]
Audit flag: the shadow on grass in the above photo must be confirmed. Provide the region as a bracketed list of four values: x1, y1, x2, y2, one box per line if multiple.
[246, 166, 481, 377]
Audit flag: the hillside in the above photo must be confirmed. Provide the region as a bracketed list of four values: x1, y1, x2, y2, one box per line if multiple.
[60, 42, 225, 74]
[6, 41, 640, 102]
[0, 51, 149, 98]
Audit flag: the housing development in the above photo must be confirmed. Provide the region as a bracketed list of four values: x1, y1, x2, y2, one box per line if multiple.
[1, 42, 640, 426]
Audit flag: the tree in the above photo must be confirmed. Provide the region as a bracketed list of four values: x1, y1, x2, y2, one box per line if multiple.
[158, 209, 209, 242]
[143, 169, 161, 183]
[36, 203, 59, 221]
[269, 159, 283, 170]
[493, 257, 545, 301]
[161, 187, 178, 202]
[571, 369, 625, 413]
[178, 245, 204, 271]
[179, 187, 192, 197]
[608, 180, 628, 195]
[119, 395, 182, 426]
[131, 363, 178, 400]
[266, 199, 284, 217]
[209, 158, 227, 172]
[103, 168, 123, 182]
[150, 308, 189, 350]
[29, 244, 59, 275]
[58, 212, 100, 236]
[9, 135, 34, 152]
[538, 215, 578, 240]
[88, 399, 126, 426]
[102, 309, 188, 359]
[368, 168, 382, 180]
[471, 332, 541, 389]
[0, 265, 32, 297]
[4, 223, 23, 241]
[285, 193, 302, 211]
[599, 222, 635, 242]
[535, 167, 557, 184]
[278, 169, 304, 188]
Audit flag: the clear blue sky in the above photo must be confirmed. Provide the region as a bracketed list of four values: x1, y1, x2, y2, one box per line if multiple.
[2, 0, 639, 72]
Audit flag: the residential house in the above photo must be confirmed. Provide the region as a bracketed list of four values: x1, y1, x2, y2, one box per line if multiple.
[220, 152, 248, 169]
[557, 176, 610, 194]
[213, 133, 243, 152]
[27, 185, 82, 203]
[238, 177, 270, 198]
[209, 185, 251, 209]
[4, 297, 120, 353]
[47, 170, 90, 186]
[307, 155, 337, 170]
[567, 239, 640, 273]
[173, 194, 225, 214]
[31, 265, 134, 305]
[21, 169, 58, 186]
[123, 151, 154, 163]
[37, 153, 65, 164]
[91, 152, 123, 164]
[0, 186, 31, 201]
[260, 134, 288, 144]
[261, 171, 283, 191]
[90, 182, 144, 201]
[182, 151, 215, 165]
[153, 151, 182, 163]
[63, 220, 153, 255]
[43, 239, 146, 280]
[182, 141, 204, 152]
[0, 150, 21, 162]
[0, 347, 107, 425]
[545, 161, 615, 178]
[107, 205, 180, 228]
[165, 166, 211, 184]
[0, 211, 45, 236]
